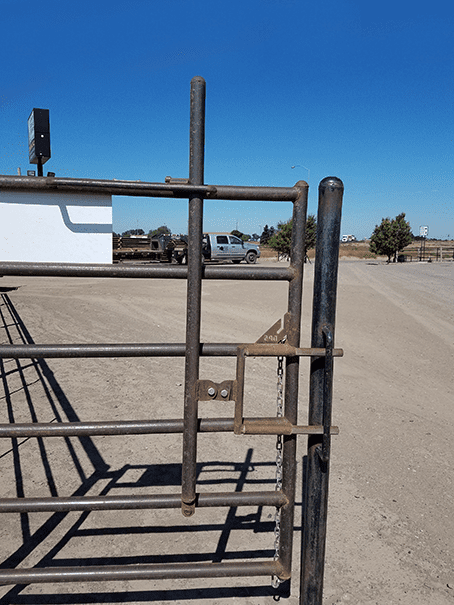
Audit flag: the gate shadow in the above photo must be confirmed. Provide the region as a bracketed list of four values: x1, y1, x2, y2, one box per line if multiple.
[0, 293, 299, 603]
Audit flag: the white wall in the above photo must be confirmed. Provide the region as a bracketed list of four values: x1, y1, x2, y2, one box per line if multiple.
[0, 190, 112, 263]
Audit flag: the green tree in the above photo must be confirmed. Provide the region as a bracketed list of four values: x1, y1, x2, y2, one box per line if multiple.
[260, 225, 275, 244]
[149, 225, 171, 237]
[393, 213, 413, 257]
[230, 229, 250, 241]
[268, 214, 317, 260]
[369, 213, 413, 262]
[122, 228, 145, 236]
[305, 214, 317, 252]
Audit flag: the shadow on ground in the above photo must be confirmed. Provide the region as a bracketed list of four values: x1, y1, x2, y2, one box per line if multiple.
[0, 293, 298, 603]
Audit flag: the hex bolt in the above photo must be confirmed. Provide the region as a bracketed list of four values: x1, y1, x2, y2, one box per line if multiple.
[207, 387, 216, 397]
[220, 389, 229, 398]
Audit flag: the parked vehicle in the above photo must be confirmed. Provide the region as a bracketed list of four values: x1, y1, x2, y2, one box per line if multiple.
[202, 233, 260, 264]
[113, 234, 187, 263]
[113, 233, 260, 264]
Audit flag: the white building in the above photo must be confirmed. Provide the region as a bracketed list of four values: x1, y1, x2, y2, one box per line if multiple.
[0, 189, 112, 264]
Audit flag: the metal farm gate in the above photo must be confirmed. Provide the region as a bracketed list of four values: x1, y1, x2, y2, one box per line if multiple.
[0, 77, 343, 603]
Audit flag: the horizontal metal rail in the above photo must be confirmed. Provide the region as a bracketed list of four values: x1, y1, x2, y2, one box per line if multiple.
[0, 262, 293, 281]
[0, 491, 287, 513]
[0, 559, 284, 586]
[0, 418, 339, 438]
[0, 174, 301, 202]
[0, 343, 343, 359]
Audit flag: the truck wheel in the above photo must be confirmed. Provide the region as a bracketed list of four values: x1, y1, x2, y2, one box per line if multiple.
[245, 251, 257, 264]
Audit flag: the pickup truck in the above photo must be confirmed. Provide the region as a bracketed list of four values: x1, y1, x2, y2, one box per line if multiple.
[202, 233, 260, 264]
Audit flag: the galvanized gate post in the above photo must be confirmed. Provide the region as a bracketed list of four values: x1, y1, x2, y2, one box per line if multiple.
[300, 177, 344, 604]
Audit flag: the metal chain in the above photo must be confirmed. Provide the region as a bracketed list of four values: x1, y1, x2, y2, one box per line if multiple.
[272, 355, 284, 589]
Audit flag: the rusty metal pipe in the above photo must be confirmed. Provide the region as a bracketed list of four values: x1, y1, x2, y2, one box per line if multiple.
[212, 185, 300, 201]
[0, 490, 287, 513]
[300, 177, 343, 605]
[0, 418, 235, 437]
[0, 262, 293, 281]
[182, 76, 206, 517]
[0, 174, 300, 201]
[0, 559, 284, 585]
[0, 418, 339, 438]
[279, 183, 308, 582]
[0, 343, 343, 359]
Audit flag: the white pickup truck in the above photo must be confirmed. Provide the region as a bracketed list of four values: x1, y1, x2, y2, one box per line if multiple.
[202, 233, 260, 264]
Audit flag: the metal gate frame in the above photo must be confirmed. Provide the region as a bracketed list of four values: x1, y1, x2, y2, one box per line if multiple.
[0, 77, 343, 603]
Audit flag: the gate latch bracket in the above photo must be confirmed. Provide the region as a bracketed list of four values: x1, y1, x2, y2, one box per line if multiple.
[198, 380, 235, 401]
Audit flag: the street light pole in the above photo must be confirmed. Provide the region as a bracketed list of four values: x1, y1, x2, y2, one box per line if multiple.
[291, 164, 310, 185]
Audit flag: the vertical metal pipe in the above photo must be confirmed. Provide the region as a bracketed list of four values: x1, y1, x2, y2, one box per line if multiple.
[279, 181, 308, 582]
[182, 76, 206, 517]
[300, 177, 343, 604]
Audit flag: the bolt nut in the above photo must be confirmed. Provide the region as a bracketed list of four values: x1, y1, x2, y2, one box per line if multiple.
[220, 389, 229, 398]
[207, 387, 216, 397]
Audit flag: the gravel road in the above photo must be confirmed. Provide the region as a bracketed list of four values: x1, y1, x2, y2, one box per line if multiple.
[0, 259, 452, 604]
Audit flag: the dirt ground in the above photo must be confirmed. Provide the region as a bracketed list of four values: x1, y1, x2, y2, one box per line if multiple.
[0, 258, 452, 604]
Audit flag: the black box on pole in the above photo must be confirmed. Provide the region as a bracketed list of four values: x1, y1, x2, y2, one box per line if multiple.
[28, 108, 51, 165]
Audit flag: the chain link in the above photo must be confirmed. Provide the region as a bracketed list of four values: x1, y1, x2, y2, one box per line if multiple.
[272, 355, 284, 589]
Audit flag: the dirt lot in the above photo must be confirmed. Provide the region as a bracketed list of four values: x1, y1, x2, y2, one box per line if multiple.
[0, 258, 452, 604]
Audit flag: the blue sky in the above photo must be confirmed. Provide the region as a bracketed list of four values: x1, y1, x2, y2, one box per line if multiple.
[2, 0, 453, 240]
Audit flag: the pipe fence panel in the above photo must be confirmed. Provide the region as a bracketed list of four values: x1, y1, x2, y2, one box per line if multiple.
[0, 77, 343, 604]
